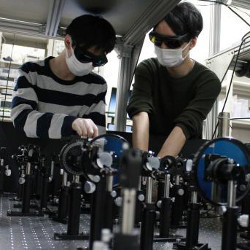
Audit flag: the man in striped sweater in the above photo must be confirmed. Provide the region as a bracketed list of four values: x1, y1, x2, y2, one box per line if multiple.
[11, 15, 116, 139]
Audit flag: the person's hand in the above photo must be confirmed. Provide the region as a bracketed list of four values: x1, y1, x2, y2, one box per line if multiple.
[72, 118, 98, 138]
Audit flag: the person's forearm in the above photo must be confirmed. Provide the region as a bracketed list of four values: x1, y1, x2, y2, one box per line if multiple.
[132, 112, 149, 151]
[158, 126, 186, 158]
[11, 100, 76, 139]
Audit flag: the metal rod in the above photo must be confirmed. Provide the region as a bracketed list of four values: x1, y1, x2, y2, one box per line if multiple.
[191, 191, 198, 204]
[176, 175, 180, 185]
[62, 172, 67, 187]
[164, 174, 170, 198]
[67, 182, 82, 235]
[146, 177, 153, 203]
[218, 112, 230, 137]
[26, 162, 31, 175]
[106, 174, 113, 192]
[50, 160, 54, 180]
[73, 175, 80, 184]
[222, 207, 239, 250]
[121, 189, 136, 234]
[138, 176, 142, 191]
[228, 180, 236, 207]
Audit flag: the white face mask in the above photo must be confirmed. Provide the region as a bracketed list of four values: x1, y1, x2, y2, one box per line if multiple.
[65, 46, 94, 76]
[155, 42, 190, 68]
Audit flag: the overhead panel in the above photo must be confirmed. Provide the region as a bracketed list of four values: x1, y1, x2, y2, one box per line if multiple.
[208, 0, 250, 79]
[3, 33, 48, 49]
[218, 0, 250, 10]
[112, 0, 181, 131]
[206, 38, 250, 80]
[61, 0, 180, 42]
[0, 0, 180, 42]
[45, 0, 66, 37]
[0, 0, 49, 23]
[0, 18, 44, 36]
[0, 0, 182, 132]
[231, 0, 250, 10]
[61, 0, 157, 37]
[123, 0, 181, 45]
[0, 0, 50, 36]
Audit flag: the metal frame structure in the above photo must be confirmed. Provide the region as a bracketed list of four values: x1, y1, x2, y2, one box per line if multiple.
[230, 0, 250, 10]
[115, 0, 181, 131]
[45, 0, 66, 37]
[0, 0, 181, 131]
[203, 3, 223, 140]
[204, 0, 250, 139]
[0, 0, 249, 133]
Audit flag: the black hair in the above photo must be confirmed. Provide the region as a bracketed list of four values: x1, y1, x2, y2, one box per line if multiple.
[163, 2, 203, 39]
[66, 14, 116, 53]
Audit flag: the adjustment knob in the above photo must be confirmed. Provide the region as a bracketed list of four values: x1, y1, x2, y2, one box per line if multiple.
[92, 241, 108, 250]
[156, 200, 162, 208]
[97, 152, 113, 168]
[114, 197, 122, 207]
[186, 159, 193, 172]
[146, 156, 160, 171]
[177, 188, 185, 196]
[5, 169, 11, 176]
[238, 214, 249, 228]
[138, 193, 145, 202]
[218, 206, 227, 215]
[101, 228, 112, 243]
[89, 175, 101, 183]
[19, 177, 25, 185]
[84, 181, 96, 194]
[111, 190, 117, 198]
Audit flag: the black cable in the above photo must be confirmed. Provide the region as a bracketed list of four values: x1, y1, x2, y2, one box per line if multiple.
[211, 57, 233, 139]
[232, 5, 250, 19]
[227, 5, 250, 28]
[197, 0, 250, 139]
[198, 0, 250, 27]
[197, 0, 250, 16]
[221, 34, 250, 113]
[211, 32, 250, 139]
[211, 122, 219, 139]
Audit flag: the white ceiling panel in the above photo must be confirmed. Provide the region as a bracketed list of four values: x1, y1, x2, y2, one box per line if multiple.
[0, 0, 50, 23]
[0, 0, 181, 45]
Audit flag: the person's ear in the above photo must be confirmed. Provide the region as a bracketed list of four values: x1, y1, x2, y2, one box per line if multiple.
[189, 37, 197, 50]
[64, 35, 72, 49]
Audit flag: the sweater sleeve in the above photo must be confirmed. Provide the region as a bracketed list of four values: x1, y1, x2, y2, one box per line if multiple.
[80, 82, 107, 135]
[174, 72, 221, 139]
[127, 61, 154, 118]
[11, 63, 77, 139]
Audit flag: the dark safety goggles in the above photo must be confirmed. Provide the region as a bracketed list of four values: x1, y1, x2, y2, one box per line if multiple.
[149, 31, 190, 49]
[74, 46, 108, 67]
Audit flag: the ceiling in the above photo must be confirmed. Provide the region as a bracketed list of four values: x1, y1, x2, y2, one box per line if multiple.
[231, 0, 250, 10]
[0, 0, 181, 45]
[209, 38, 250, 64]
[2, 33, 48, 49]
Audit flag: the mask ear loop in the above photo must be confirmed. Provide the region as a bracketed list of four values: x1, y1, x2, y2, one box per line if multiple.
[182, 41, 191, 51]
[67, 35, 73, 48]
[182, 41, 191, 60]
[65, 36, 75, 59]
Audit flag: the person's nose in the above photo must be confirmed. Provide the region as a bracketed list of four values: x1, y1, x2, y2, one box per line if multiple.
[160, 42, 168, 49]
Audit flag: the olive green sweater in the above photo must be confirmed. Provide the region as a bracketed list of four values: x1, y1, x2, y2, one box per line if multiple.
[127, 58, 221, 139]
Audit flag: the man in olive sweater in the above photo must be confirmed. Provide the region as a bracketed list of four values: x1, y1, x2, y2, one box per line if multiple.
[127, 2, 221, 157]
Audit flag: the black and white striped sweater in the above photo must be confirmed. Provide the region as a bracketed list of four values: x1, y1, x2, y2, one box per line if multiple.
[11, 57, 106, 139]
